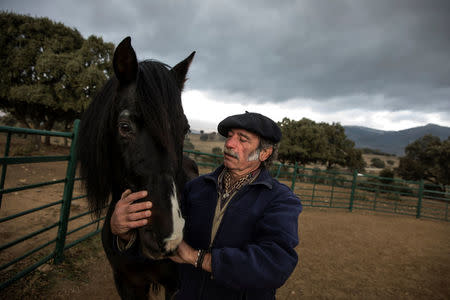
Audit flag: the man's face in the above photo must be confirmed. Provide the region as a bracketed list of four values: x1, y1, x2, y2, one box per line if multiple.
[223, 128, 262, 175]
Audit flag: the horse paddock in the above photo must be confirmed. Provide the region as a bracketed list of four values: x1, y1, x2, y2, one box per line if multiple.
[2, 206, 448, 299]
[1, 142, 449, 299]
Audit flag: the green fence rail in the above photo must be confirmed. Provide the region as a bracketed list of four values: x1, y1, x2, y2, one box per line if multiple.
[0, 121, 103, 290]
[2, 128, 449, 291]
[184, 150, 450, 222]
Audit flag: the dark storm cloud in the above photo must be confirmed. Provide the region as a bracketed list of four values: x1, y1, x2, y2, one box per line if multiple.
[2, 0, 450, 118]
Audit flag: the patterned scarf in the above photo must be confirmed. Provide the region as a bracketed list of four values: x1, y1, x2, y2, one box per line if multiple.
[219, 168, 260, 208]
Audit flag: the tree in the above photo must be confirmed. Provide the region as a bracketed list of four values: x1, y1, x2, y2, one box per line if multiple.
[278, 118, 328, 165]
[371, 158, 385, 168]
[319, 122, 365, 171]
[278, 118, 365, 171]
[396, 134, 450, 189]
[0, 12, 114, 142]
[379, 168, 394, 184]
[344, 147, 366, 172]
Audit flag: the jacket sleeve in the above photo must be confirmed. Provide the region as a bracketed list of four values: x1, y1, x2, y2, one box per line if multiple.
[211, 189, 302, 290]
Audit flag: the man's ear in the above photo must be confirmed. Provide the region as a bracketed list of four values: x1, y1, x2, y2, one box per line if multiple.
[259, 147, 273, 162]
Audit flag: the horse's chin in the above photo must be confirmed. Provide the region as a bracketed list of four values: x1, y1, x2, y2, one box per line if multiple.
[138, 231, 177, 260]
[140, 246, 164, 260]
[140, 245, 177, 260]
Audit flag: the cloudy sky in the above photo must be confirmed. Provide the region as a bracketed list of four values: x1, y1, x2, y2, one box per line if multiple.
[2, 0, 450, 132]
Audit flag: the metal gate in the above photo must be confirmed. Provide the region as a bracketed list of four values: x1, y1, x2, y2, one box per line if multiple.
[0, 120, 103, 290]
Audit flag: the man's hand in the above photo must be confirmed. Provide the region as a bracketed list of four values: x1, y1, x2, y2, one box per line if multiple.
[110, 189, 152, 241]
[170, 241, 197, 265]
[170, 241, 212, 272]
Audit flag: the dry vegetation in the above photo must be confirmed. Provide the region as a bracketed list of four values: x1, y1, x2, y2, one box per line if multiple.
[186, 133, 224, 153]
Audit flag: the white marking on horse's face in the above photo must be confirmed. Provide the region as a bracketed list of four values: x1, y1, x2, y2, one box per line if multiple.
[164, 181, 184, 252]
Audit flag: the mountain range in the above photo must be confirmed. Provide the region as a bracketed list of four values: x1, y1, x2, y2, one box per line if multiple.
[343, 123, 450, 155]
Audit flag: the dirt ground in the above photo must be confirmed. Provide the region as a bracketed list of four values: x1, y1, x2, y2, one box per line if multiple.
[1, 141, 449, 299]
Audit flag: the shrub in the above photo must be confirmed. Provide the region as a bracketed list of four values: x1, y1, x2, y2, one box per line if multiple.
[183, 140, 195, 150]
[370, 158, 385, 168]
[378, 168, 394, 184]
[212, 147, 222, 155]
[12, 143, 36, 156]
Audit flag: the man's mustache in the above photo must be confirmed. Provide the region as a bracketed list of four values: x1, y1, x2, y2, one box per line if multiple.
[223, 148, 239, 159]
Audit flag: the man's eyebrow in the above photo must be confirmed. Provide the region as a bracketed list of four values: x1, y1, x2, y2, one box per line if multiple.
[238, 132, 251, 140]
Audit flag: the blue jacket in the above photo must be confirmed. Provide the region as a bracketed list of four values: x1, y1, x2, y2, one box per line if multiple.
[178, 165, 302, 299]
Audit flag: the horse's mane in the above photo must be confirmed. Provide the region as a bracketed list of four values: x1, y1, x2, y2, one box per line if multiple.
[77, 60, 188, 216]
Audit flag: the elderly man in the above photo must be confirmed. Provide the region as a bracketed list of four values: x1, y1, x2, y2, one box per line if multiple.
[111, 112, 302, 299]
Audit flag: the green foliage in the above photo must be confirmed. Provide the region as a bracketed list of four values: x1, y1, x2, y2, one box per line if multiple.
[0, 112, 18, 126]
[370, 158, 385, 168]
[200, 134, 208, 141]
[183, 139, 195, 150]
[12, 143, 36, 156]
[387, 160, 395, 166]
[0, 12, 114, 134]
[397, 134, 450, 188]
[378, 168, 394, 184]
[278, 118, 327, 165]
[278, 118, 365, 171]
[212, 147, 223, 155]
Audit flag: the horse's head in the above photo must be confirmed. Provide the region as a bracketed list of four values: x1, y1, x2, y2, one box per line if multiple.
[78, 37, 194, 259]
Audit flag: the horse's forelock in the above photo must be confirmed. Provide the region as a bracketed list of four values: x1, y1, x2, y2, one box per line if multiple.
[135, 60, 187, 154]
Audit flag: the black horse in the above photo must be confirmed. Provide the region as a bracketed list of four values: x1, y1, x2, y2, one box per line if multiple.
[77, 37, 198, 299]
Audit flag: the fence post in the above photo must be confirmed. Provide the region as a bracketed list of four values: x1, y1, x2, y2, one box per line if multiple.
[349, 170, 358, 212]
[330, 177, 335, 208]
[311, 170, 317, 206]
[275, 163, 282, 179]
[290, 162, 298, 191]
[54, 120, 80, 264]
[445, 201, 449, 222]
[0, 132, 12, 208]
[416, 179, 424, 219]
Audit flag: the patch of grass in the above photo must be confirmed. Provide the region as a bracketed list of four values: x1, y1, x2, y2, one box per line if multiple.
[11, 143, 36, 156]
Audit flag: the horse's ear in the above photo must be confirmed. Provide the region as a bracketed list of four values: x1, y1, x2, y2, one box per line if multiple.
[171, 51, 195, 91]
[113, 36, 138, 84]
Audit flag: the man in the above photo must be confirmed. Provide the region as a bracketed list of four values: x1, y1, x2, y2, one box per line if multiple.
[111, 112, 302, 299]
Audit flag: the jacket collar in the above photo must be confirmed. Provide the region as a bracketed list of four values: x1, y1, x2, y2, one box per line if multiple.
[204, 164, 273, 190]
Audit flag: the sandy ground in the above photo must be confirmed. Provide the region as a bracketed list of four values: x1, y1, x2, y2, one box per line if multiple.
[1, 141, 449, 299]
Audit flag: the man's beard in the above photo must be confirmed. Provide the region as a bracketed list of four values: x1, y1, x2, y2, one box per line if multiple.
[247, 148, 260, 162]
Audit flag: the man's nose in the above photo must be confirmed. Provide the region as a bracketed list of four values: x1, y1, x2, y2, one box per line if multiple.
[225, 136, 236, 148]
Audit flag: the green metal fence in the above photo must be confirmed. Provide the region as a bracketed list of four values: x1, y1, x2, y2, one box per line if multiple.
[184, 151, 450, 222]
[0, 121, 103, 290]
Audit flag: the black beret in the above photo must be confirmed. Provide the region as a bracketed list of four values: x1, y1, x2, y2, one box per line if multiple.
[218, 111, 282, 143]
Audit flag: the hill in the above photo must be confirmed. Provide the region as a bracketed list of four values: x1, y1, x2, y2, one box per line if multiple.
[344, 123, 450, 155]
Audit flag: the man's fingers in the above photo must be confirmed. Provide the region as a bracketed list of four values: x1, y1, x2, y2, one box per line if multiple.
[128, 210, 151, 221]
[127, 219, 148, 228]
[128, 201, 152, 213]
[121, 190, 148, 204]
[121, 189, 132, 199]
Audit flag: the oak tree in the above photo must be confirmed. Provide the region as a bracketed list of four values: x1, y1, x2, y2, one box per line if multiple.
[0, 12, 114, 142]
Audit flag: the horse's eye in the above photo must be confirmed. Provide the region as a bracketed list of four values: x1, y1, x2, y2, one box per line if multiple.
[118, 122, 132, 135]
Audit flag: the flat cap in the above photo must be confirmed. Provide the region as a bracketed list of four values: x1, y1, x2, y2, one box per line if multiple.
[218, 111, 282, 143]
